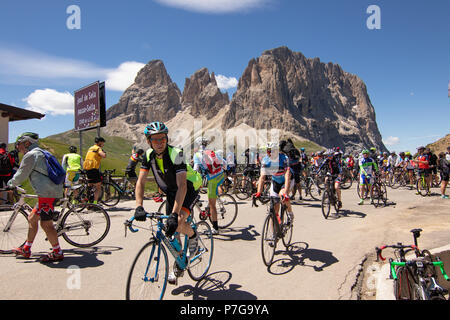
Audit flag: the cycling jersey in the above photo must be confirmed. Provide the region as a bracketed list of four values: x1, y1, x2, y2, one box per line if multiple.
[417, 154, 430, 169]
[142, 145, 200, 194]
[126, 152, 142, 173]
[261, 153, 291, 185]
[359, 157, 378, 176]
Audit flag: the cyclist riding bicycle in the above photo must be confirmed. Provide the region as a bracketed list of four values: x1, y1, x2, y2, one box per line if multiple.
[134, 122, 200, 285]
[358, 149, 379, 205]
[255, 141, 295, 224]
[318, 151, 343, 212]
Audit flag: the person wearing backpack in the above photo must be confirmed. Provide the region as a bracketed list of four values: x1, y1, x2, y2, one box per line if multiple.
[7, 132, 64, 262]
[62, 146, 82, 200]
[83, 137, 107, 204]
[0, 143, 15, 204]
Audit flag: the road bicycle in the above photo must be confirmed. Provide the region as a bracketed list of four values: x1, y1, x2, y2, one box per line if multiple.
[253, 195, 293, 267]
[416, 170, 430, 197]
[100, 169, 137, 206]
[339, 167, 353, 190]
[124, 207, 213, 300]
[289, 174, 321, 201]
[321, 173, 341, 219]
[0, 186, 110, 251]
[235, 167, 262, 200]
[158, 193, 238, 229]
[376, 228, 450, 300]
[371, 174, 388, 208]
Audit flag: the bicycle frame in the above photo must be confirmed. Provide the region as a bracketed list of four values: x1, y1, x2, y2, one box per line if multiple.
[127, 214, 205, 271]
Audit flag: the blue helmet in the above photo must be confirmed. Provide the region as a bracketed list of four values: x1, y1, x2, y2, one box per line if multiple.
[144, 122, 168, 138]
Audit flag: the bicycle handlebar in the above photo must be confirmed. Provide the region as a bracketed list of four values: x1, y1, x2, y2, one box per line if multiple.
[124, 212, 169, 235]
[375, 244, 419, 262]
[390, 260, 450, 281]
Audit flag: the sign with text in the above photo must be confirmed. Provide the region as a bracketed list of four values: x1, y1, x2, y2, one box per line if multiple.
[74, 81, 106, 131]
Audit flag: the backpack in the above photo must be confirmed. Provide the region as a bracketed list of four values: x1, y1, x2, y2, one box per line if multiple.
[202, 150, 223, 175]
[37, 149, 66, 185]
[0, 150, 13, 175]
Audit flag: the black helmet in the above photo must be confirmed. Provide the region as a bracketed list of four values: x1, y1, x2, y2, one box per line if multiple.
[136, 149, 144, 155]
[95, 136, 106, 144]
[69, 146, 77, 153]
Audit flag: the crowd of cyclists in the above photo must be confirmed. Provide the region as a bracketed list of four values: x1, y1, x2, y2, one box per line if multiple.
[2, 124, 449, 286]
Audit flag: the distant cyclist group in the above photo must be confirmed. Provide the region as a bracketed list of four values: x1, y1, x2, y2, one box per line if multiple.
[1, 124, 449, 295]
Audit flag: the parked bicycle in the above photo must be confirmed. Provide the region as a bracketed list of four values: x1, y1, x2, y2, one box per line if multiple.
[0, 186, 110, 251]
[375, 228, 450, 300]
[124, 207, 214, 300]
[253, 195, 293, 267]
[101, 169, 137, 206]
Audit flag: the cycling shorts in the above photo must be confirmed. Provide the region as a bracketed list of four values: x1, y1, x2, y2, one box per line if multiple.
[418, 168, 431, 177]
[270, 179, 295, 198]
[33, 198, 58, 222]
[86, 169, 102, 184]
[65, 171, 80, 185]
[360, 174, 374, 186]
[207, 172, 224, 199]
[165, 189, 199, 215]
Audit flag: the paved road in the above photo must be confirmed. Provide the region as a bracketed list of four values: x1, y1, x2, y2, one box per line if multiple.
[1, 184, 449, 300]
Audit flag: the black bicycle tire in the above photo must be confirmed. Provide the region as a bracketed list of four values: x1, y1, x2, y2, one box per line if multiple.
[340, 174, 352, 190]
[126, 240, 168, 300]
[100, 182, 121, 207]
[60, 204, 111, 248]
[0, 205, 28, 251]
[321, 191, 331, 219]
[234, 176, 252, 200]
[261, 214, 276, 267]
[281, 206, 293, 248]
[394, 266, 416, 300]
[307, 177, 321, 201]
[187, 221, 214, 281]
[210, 194, 238, 229]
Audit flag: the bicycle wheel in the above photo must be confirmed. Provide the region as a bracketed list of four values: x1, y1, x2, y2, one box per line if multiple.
[188, 221, 213, 281]
[281, 207, 293, 248]
[321, 191, 331, 219]
[340, 174, 352, 190]
[126, 240, 168, 300]
[100, 182, 121, 207]
[416, 177, 429, 196]
[213, 194, 238, 229]
[235, 176, 252, 200]
[261, 214, 276, 266]
[306, 177, 321, 201]
[0, 205, 28, 251]
[60, 204, 110, 248]
[394, 266, 417, 300]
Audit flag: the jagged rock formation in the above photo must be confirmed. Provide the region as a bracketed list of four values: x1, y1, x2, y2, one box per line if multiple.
[181, 68, 229, 120]
[222, 46, 386, 152]
[106, 60, 181, 124]
[105, 47, 387, 153]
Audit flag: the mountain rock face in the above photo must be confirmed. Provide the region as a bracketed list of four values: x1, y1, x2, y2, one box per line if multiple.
[106, 60, 182, 124]
[105, 47, 387, 153]
[181, 68, 229, 120]
[222, 46, 386, 152]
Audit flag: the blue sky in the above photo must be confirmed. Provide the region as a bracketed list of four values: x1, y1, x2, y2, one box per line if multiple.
[0, 0, 448, 152]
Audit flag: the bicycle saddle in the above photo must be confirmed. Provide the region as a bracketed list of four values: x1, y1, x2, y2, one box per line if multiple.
[411, 228, 423, 238]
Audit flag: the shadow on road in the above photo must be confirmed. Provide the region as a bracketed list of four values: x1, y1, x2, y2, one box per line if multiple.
[337, 209, 366, 219]
[268, 242, 339, 275]
[31, 246, 123, 269]
[170, 271, 257, 300]
[213, 225, 260, 242]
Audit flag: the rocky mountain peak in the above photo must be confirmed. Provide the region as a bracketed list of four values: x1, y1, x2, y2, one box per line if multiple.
[181, 67, 229, 120]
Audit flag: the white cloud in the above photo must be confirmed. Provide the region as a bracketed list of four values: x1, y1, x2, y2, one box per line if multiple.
[23, 89, 74, 116]
[154, 0, 271, 13]
[383, 136, 400, 146]
[216, 74, 238, 90]
[105, 61, 146, 91]
[0, 47, 144, 92]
